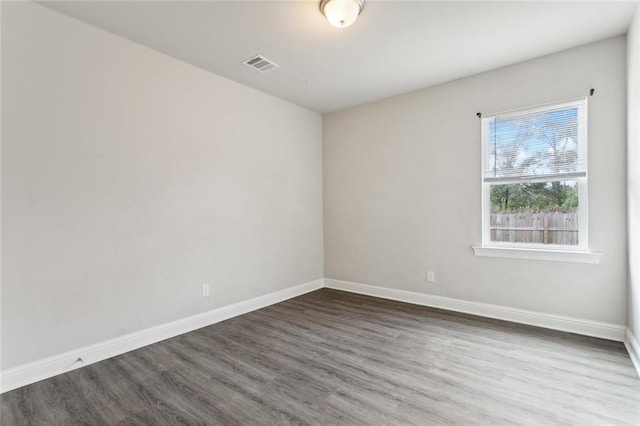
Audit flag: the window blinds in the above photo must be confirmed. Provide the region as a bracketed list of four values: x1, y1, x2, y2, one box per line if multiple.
[482, 99, 587, 183]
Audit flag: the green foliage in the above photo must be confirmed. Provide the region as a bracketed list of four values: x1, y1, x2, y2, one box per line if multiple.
[490, 181, 578, 213]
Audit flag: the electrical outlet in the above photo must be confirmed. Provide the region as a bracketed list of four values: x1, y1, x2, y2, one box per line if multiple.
[426, 271, 435, 282]
[201, 284, 210, 297]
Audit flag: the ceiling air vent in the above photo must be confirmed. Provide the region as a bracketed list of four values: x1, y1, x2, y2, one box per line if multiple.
[243, 55, 279, 73]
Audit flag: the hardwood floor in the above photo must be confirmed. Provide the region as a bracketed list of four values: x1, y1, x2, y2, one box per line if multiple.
[2, 288, 639, 425]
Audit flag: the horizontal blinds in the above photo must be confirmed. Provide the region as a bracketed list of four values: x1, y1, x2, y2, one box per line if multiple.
[483, 100, 586, 183]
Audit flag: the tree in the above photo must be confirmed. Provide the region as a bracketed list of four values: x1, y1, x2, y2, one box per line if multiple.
[490, 181, 578, 213]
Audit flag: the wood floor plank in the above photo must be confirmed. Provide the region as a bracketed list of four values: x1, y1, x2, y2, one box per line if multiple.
[2, 288, 639, 425]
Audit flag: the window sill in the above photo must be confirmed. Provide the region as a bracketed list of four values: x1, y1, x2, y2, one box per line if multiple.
[471, 246, 602, 264]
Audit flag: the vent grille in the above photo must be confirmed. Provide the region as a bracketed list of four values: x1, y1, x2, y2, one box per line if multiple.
[243, 55, 279, 73]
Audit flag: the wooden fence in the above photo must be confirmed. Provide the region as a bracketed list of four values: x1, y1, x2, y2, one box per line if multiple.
[490, 213, 578, 245]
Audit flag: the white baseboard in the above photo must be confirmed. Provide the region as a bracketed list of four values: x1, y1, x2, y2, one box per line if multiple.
[624, 327, 640, 379]
[325, 278, 626, 342]
[0, 279, 324, 394]
[2, 277, 632, 393]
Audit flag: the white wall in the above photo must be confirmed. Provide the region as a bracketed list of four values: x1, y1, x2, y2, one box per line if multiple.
[324, 37, 628, 324]
[1, 2, 323, 369]
[1, 0, 633, 374]
[628, 4, 640, 338]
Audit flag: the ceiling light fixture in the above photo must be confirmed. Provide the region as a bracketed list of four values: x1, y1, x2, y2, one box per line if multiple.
[319, 0, 364, 29]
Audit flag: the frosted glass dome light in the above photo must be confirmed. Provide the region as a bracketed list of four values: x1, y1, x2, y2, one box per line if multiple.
[320, 0, 365, 28]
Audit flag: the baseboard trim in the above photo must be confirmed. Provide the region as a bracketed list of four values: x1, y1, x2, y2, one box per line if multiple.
[0, 279, 323, 394]
[325, 278, 626, 342]
[624, 327, 640, 379]
[2, 277, 631, 393]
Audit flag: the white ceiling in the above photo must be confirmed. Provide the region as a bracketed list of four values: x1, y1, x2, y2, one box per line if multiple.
[41, 1, 638, 113]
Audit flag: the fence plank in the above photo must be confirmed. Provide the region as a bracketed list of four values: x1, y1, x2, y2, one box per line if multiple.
[490, 213, 578, 246]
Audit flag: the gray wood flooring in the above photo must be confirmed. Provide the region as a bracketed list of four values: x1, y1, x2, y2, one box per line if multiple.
[2, 288, 639, 425]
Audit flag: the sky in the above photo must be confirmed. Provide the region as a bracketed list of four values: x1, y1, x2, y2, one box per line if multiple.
[486, 105, 581, 179]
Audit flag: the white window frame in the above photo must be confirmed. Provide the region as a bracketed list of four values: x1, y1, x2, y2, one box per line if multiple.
[473, 98, 601, 263]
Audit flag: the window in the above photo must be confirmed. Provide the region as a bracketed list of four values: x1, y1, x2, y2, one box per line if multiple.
[480, 99, 589, 254]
